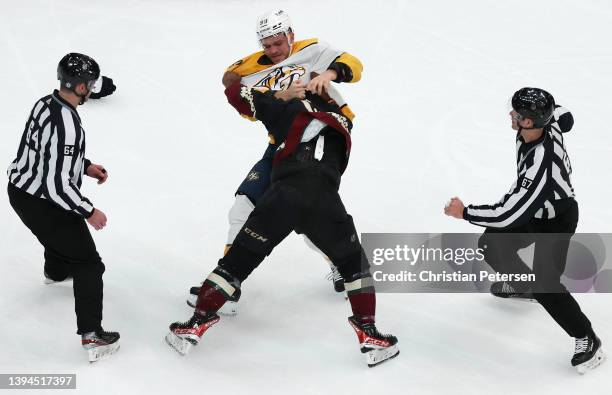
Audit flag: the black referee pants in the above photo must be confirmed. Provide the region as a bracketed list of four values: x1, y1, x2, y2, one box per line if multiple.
[478, 199, 593, 338]
[8, 183, 105, 335]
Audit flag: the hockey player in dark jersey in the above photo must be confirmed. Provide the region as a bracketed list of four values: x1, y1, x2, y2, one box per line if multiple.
[186, 9, 363, 311]
[445, 88, 605, 374]
[165, 83, 399, 368]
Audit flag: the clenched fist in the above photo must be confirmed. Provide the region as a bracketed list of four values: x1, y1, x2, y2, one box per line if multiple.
[444, 197, 465, 219]
[87, 208, 107, 230]
[86, 163, 108, 184]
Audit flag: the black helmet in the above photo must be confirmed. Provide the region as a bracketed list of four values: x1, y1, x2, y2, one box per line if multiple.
[511, 87, 555, 128]
[57, 53, 100, 91]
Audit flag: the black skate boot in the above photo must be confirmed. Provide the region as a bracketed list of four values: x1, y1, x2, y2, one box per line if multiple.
[165, 312, 220, 356]
[187, 284, 240, 316]
[572, 332, 606, 374]
[81, 329, 120, 362]
[490, 281, 536, 302]
[43, 270, 72, 285]
[326, 264, 345, 293]
[348, 316, 399, 367]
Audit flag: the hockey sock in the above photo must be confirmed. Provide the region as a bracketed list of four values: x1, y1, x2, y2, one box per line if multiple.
[195, 282, 227, 315]
[348, 292, 376, 323]
[333, 249, 376, 322]
[195, 268, 241, 315]
[345, 276, 376, 324]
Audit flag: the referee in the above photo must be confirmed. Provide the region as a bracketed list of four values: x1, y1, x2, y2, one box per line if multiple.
[6, 53, 119, 361]
[445, 87, 605, 374]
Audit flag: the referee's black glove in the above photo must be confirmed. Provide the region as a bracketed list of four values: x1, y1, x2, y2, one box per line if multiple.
[89, 76, 116, 99]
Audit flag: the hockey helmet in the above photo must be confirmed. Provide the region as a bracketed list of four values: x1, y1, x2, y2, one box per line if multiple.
[256, 9, 293, 42]
[511, 87, 555, 128]
[57, 53, 100, 91]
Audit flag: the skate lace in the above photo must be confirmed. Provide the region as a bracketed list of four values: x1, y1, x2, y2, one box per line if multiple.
[362, 323, 390, 339]
[176, 313, 217, 328]
[574, 336, 590, 354]
[501, 281, 515, 293]
[325, 266, 342, 282]
[178, 316, 199, 328]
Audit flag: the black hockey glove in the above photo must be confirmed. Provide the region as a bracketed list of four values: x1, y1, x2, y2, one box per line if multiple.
[89, 76, 116, 99]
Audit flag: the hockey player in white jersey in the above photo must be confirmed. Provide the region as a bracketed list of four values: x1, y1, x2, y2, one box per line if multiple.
[187, 9, 363, 313]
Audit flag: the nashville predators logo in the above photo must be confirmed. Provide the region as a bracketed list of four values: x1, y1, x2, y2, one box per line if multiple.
[254, 65, 306, 90]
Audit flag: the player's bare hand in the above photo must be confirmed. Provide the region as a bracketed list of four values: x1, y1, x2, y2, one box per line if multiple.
[274, 81, 306, 101]
[87, 208, 107, 230]
[86, 163, 108, 184]
[444, 197, 465, 219]
[307, 69, 337, 95]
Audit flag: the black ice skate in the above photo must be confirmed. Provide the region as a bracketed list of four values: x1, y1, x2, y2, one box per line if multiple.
[348, 316, 399, 367]
[81, 330, 120, 363]
[43, 270, 72, 285]
[490, 281, 536, 303]
[186, 285, 239, 316]
[572, 333, 606, 374]
[326, 264, 345, 293]
[165, 312, 220, 356]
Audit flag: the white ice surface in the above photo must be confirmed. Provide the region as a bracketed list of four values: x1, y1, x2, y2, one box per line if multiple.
[1, 0, 611, 394]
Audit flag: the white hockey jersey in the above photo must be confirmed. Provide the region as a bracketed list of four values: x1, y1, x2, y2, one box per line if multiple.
[225, 38, 362, 118]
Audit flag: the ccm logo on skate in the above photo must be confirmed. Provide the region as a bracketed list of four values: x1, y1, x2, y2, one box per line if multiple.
[244, 227, 268, 242]
[362, 335, 392, 348]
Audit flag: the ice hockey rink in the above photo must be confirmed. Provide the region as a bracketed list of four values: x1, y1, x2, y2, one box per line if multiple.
[1, 0, 611, 393]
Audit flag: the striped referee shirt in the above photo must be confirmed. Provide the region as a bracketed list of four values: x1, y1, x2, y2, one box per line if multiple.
[464, 106, 575, 228]
[7, 90, 94, 218]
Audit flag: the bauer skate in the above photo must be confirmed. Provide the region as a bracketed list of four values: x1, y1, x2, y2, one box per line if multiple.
[572, 333, 606, 374]
[81, 330, 120, 363]
[165, 312, 220, 356]
[348, 316, 399, 367]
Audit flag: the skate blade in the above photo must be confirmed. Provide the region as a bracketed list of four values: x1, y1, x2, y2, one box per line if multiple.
[505, 298, 537, 304]
[44, 277, 73, 285]
[510, 296, 537, 304]
[218, 301, 238, 316]
[165, 332, 196, 356]
[492, 294, 537, 303]
[365, 344, 400, 368]
[186, 298, 238, 316]
[87, 342, 120, 363]
[576, 348, 606, 375]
